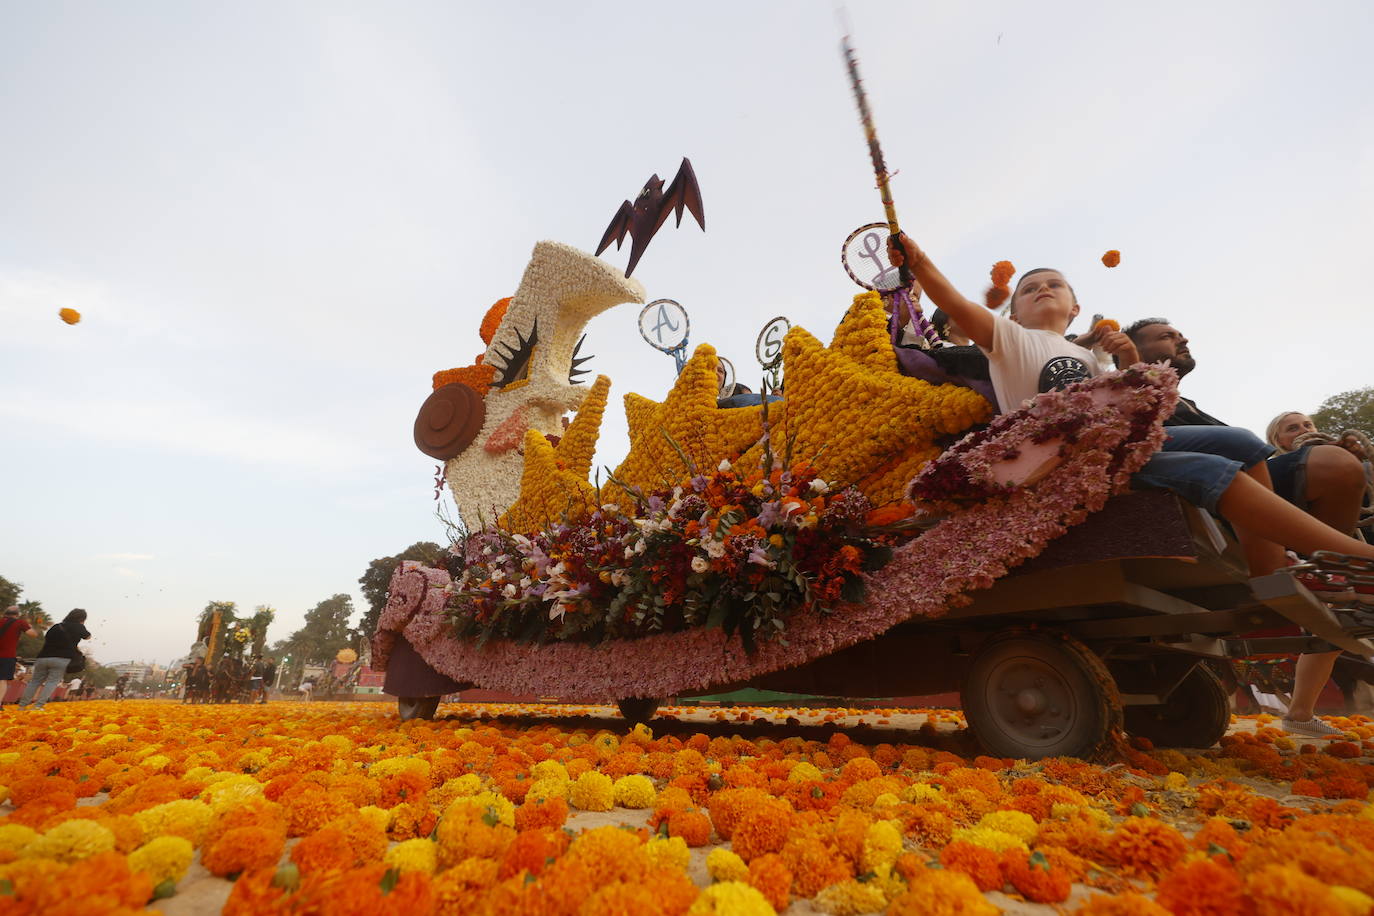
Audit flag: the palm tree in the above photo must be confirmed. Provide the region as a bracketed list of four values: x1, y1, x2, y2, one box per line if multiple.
[18, 600, 49, 630]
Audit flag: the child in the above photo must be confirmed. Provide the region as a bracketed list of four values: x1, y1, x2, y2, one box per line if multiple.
[887, 232, 1374, 582]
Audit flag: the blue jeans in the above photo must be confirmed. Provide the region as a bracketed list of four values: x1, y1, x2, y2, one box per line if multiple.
[18, 657, 70, 708]
[1131, 425, 1274, 513]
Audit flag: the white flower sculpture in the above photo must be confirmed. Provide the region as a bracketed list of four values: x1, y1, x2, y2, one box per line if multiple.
[443, 241, 645, 523]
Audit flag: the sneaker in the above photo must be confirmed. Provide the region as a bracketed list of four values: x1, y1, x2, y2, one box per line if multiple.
[1281, 716, 1344, 738]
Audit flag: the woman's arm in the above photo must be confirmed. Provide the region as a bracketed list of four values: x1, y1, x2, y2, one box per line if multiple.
[888, 233, 995, 349]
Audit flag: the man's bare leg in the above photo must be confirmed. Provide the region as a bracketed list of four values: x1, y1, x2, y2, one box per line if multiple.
[1287, 650, 1341, 722]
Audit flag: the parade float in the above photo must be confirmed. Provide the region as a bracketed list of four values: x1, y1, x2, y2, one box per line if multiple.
[369, 233, 1374, 760]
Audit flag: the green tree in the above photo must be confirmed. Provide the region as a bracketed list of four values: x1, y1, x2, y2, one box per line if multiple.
[15, 600, 49, 659]
[1312, 387, 1374, 437]
[247, 605, 276, 656]
[356, 542, 444, 640]
[197, 600, 239, 661]
[0, 575, 20, 610]
[83, 662, 119, 690]
[285, 594, 355, 667]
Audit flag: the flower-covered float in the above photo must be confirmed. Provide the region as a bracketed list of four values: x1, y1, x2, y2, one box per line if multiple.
[379, 240, 1371, 759]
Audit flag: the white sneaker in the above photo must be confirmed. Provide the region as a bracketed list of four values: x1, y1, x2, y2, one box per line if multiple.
[1281, 716, 1343, 738]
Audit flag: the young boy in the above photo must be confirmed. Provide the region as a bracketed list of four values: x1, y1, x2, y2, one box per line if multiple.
[887, 233, 1374, 585]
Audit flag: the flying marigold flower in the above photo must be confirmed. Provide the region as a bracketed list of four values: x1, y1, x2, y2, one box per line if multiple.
[985, 285, 1008, 309]
[58, 308, 81, 325]
[990, 260, 1016, 287]
[1102, 250, 1121, 268]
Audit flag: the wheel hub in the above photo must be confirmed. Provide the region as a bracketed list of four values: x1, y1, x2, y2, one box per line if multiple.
[987, 657, 1076, 747]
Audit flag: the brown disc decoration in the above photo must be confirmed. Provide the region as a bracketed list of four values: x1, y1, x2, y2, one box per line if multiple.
[414, 383, 486, 460]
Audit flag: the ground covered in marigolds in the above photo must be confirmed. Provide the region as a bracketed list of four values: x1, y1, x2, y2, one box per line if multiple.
[1, 701, 1373, 915]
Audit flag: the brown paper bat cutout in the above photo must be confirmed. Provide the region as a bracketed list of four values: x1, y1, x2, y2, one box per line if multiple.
[594, 157, 705, 277]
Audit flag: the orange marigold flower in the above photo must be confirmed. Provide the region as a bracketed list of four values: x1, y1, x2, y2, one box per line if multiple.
[1105, 816, 1187, 878]
[888, 868, 997, 916]
[1001, 849, 1071, 904]
[222, 866, 293, 916]
[990, 260, 1016, 287]
[939, 840, 1003, 892]
[708, 787, 770, 841]
[432, 362, 497, 395]
[1075, 892, 1171, 915]
[290, 826, 355, 874]
[1155, 859, 1245, 916]
[781, 830, 852, 897]
[731, 796, 795, 861]
[984, 287, 1010, 310]
[1245, 864, 1350, 916]
[747, 852, 792, 912]
[1093, 318, 1121, 335]
[202, 825, 287, 877]
[1101, 250, 1121, 268]
[388, 800, 439, 841]
[515, 795, 569, 832]
[21, 851, 154, 914]
[480, 298, 511, 345]
[498, 827, 569, 880]
[668, 809, 713, 847]
[283, 785, 354, 837]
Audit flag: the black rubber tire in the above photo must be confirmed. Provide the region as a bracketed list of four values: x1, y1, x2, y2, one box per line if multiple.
[616, 697, 661, 725]
[1124, 664, 1230, 749]
[962, 628, 1122, 760]
[397, 695, 442, 721]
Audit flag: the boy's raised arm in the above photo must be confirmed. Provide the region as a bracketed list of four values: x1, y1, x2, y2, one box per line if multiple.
[887, 233, 995, 349]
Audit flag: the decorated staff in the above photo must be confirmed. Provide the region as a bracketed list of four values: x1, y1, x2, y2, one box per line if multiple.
[839, 33, 941, 350]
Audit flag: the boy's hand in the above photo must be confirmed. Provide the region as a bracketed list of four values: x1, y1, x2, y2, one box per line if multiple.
[886, 232, 925, 269]
[1097, 330, 1140, 366]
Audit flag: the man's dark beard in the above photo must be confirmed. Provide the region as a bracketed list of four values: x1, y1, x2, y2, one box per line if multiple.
[1170, 353, 1196, 377]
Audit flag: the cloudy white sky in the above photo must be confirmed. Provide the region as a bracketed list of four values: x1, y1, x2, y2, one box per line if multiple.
[2, 2, 1370, 668]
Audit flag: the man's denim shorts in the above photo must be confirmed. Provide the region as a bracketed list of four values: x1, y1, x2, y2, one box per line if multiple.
[1130, 425, 1274, 513]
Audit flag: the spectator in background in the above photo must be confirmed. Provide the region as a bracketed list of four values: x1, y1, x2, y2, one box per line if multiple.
[259, 656, 278, 704]
[0, 605, 39, 706]
[299, 677, 314, 702]
[17, 609, 90, 711]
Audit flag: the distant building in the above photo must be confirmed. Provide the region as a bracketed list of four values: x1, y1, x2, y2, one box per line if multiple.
[107, 661, 164, 683]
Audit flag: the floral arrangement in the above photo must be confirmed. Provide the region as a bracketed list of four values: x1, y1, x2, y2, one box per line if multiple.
[738, 292, 992, 507]
[373, 366, 1178, 701]
[607, 343, 768, 502]
[1, 699, 1371, 914]
[451, 456, 889, 652]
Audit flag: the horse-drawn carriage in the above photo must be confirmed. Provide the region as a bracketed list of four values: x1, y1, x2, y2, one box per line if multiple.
[373, 240, 1374, 759]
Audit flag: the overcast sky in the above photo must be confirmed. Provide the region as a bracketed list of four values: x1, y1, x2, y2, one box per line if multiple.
[3, 1, 1370, 669]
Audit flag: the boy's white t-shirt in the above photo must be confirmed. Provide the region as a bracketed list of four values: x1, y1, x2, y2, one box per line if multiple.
[982, 316, 1101, 412]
